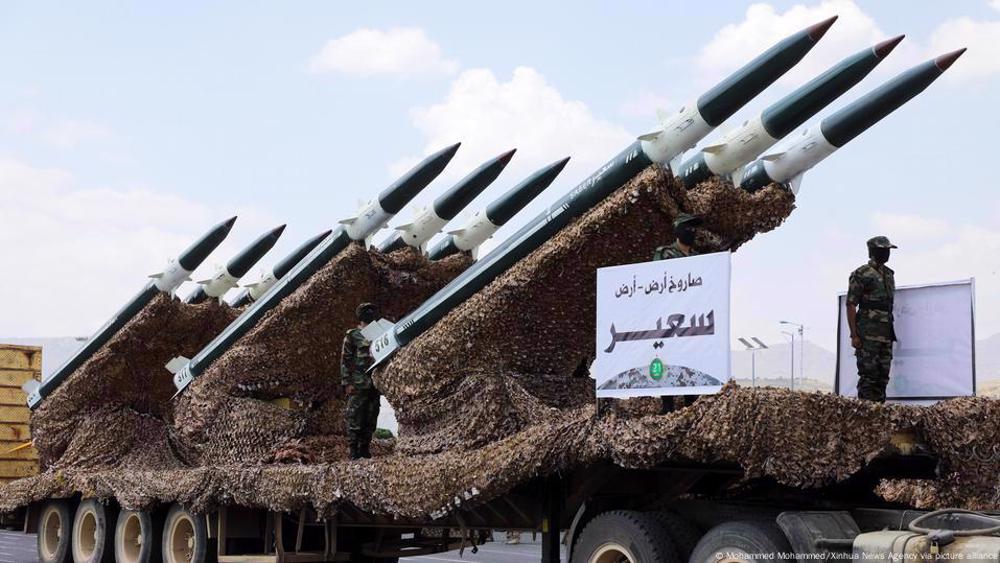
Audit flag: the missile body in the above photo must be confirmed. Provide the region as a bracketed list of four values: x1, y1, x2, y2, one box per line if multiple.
[679, 34, 903, 188]
[185, 225, 286, 304]
[739, 49, 965, 194]
[169, 143, 460, 393]
[228, 229, 332, 307]
[26, 217, 237, 408]
[427, 158, 570, 261]
[377, 150, 516, 254]
[369, 18, 837, 367]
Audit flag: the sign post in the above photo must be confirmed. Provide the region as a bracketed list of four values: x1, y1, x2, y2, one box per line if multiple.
[593, 252, 732, 399]
[836, 279, 976, 402]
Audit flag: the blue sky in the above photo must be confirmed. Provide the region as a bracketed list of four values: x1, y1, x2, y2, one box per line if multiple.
[2, 1, 998, 361]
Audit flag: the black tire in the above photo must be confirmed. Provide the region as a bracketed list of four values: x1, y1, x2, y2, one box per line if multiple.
[37, 500, 73, 563]
[162, 504, 214, 563]
[115, 510, 162, 563]
[689, 521, 793, 563]
[71, 499, 116, 562]
[571, 510, 679, 563]
[647, 511, 702, 561]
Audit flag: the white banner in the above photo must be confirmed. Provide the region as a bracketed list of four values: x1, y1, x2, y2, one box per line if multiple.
[836, 279, 976, 401]
[593, 252, 731, 398]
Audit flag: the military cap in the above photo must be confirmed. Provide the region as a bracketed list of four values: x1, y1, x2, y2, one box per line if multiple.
[866, 236, 898, 249]
[673, 213, 703, 229]
[356, 302, 378, 319]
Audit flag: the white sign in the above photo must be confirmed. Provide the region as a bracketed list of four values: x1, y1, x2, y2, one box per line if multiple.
[836, 279, 976, 402]
[593, 252, 731, 398]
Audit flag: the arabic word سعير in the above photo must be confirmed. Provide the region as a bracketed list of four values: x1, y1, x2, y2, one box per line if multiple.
[603, 310, 716, 353]
[613, 272, 705, 299]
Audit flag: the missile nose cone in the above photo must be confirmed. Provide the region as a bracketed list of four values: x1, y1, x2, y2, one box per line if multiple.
[498, 148, 517, 164]
[873, 34, 905, 59]
[552, 156, 571, 172]
[443, 142, 462, 158]
[935, 48, 967, 71]
[222, 216, 238, 232]
[270, 224, 287, 238]
[807, 15, 838, 42]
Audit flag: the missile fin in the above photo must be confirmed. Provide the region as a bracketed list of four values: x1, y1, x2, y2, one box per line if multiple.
[148, 272, 164, 279]
[165, 356, 191, 374]
[761, 152, 785, 162]
[393, 222, 414, 232]
[446, 228, 466, 236]
[637, 131, 661, 142]
[667, 153, 686, 173]
[701, 143, 727, 154]
[729, 166, 746, 187]
[787, 173, 804, 195]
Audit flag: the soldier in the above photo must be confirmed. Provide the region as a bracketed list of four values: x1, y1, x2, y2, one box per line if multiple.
[341, 302, 381, 459]
[654, 213, 703, 414]
[846, 236, 897, 403]
[653, 213, 703, 260]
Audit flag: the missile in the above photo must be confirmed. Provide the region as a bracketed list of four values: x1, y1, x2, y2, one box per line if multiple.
[25, 216, 237, 409]
[427, 157, 571, 261]
[185, 224, 286, 304]
[377, 149, 516, 254]
[739, 48, 966, 194]
[228, 229, 333, 307]
[368, 17, 837, 367]
[679, 33, 903, 188]
[168, 143, 460, 394]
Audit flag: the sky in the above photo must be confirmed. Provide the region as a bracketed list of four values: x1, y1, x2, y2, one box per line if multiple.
[1, 0, 998, 361]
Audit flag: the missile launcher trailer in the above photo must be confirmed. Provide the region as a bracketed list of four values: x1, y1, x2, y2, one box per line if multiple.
[0, 15, 989, 563]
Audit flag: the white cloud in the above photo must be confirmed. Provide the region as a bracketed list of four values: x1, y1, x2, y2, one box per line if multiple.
[695, 1, 900, 88]
[308, 27, 458, 77]
[992, 0, 1000, 12]
[872, 212, 950, 242]
[43, 119, 112, 149]
[392, 66, 632, 190]
[0, 157, 270, 337]
[927, 16, 1000, 82]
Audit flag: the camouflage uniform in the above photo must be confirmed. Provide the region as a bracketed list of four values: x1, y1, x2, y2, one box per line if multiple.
[341, 327, 380, 458]
[847, 256, 896, 403]
[652, 241, 690, 261]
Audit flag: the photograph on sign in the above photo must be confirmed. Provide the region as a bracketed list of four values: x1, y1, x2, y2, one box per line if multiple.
[593, 252, 731, 398]
[836, 279, 975, 402]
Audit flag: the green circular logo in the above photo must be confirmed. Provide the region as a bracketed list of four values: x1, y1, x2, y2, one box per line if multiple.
[650, 358, 664, 380]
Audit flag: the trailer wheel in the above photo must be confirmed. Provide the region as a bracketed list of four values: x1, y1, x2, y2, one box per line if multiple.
[162, 505, 211, 563]
[37, 500, 73, 563]
[690, 520, 793, 563]
[571, 510, 679, 563]
[648, 511, 702, 561]
[71, 499, 116, 562]
[115, 510, 162, 563]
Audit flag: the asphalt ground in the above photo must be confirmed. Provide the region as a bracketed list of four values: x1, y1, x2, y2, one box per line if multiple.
[0, 530, 563, 562]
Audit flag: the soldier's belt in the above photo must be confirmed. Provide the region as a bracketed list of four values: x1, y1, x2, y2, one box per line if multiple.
[859, 300, 892, 312]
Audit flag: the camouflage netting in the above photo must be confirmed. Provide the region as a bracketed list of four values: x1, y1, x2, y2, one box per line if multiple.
[29, 296, 240, 468]
[172, 245, 471, 465]
[5, 166, 999, 519]
[377, 166, 796, 454]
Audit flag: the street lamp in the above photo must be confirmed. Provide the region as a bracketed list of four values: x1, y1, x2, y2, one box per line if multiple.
[737, 337, 768, 387]
[780, 321, 805, 389]
[781, 330, 795, 391]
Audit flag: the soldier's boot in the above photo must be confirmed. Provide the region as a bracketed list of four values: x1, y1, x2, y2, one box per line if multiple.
[359, 441, 372, 459]
[349, 442, 361, 460]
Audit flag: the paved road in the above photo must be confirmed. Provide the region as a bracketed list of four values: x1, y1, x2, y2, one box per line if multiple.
[0, 530, 37, 563]
[0, 530, 562, 562]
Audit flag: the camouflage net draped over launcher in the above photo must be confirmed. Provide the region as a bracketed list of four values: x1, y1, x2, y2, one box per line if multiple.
[6, 166, 999, 518]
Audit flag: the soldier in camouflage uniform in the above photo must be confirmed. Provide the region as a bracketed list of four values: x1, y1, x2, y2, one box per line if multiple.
[846, 236, 897, 403]
[653, 213, 702, 261]
[654, 213, 703, 413]
[341, 302, 381, 459]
